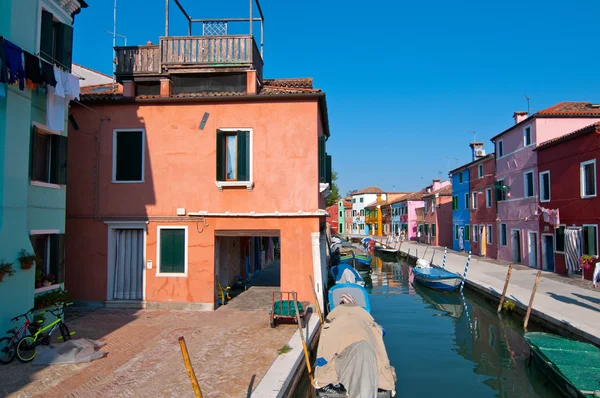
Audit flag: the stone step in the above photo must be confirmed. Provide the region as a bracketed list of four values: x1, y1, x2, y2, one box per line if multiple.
[104, 300, 147, 309]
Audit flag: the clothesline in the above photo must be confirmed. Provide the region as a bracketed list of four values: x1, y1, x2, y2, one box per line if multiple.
[0, 35, 74, 75]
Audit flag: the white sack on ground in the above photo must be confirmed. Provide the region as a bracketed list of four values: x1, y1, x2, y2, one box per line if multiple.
[32, 338, 106, 366]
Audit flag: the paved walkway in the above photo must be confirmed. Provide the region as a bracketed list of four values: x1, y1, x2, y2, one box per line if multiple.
[0, 305, 295, 397]
[400, 241, 600, 345]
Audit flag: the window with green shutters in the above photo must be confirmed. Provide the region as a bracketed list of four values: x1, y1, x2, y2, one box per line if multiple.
[158, 228, 187, 274]
[216, 130, 250, 182]
[40, 10, 74, 71]
[114, 130, 144, 182]
[452, 196, 458, 210]
[432, 224, 436, 237]
[424, 224, 429, 235]
[31, 126, 68, 185]
[318, 136, 332, 185]
[465, 225, 470, 241]
[31, 233, 65, 285]
[455, 225, 459, 239]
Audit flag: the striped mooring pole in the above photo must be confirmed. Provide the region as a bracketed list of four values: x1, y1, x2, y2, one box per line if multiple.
[459, 286, 473, 332]
[460, 251, 472, 292]
[441, 247, 447, 268]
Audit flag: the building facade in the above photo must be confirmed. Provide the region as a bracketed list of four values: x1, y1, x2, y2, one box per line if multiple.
[468, 153, 497, 259]
[491, 104, 600, 268]
[536, 122, 600, 280]
[326, 204, 339, 234]
[65, 7, 332, 310]
[422, 185, 453, 248]
[0, 0, 86, 334]
[450, 164, 472, 253]
[350, 187, 384, 235]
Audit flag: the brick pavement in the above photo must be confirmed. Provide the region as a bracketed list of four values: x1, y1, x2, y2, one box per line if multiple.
[0, 289, 296, 398]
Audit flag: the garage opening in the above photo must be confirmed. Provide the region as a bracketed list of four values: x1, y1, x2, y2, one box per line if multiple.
[215, 230, 281, 308]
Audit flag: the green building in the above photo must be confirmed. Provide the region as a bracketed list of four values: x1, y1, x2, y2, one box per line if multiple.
[0, 0, 86, 334]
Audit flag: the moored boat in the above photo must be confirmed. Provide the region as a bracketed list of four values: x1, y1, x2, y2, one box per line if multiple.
[525, 332, 600, 398]
[314, 305, 396, 398]
[330, 264, 365, 286]
[328, 283, 371, 313]
[411, 266, 462, 292]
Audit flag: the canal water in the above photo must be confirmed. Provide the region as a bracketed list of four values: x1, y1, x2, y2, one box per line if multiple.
[295, 256, 562, 398]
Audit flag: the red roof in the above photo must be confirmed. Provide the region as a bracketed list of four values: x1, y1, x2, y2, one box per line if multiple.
[422, 185, 452, 198]
[535, 122, 600, 151]
[353, 186, 384, 195]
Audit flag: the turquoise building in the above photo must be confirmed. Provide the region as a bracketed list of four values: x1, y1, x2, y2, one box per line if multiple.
[0, 0, 86, 334]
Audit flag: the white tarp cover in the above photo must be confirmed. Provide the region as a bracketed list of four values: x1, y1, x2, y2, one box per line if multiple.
[336, 340, 379, 398]
[314, 305, 396, 396]
[339, 268, 357, 284]
[32, 338, 106, 366]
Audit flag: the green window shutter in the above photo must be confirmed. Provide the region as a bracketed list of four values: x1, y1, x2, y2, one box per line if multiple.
[116, 131, 143, 181]
[216, 130, 224, 181]
[326, 154, 332, 186]
[236, 130, 250, 181]
[55, 22, 74, 71]
[318, 136, 326, 183]
[40, 10, 54, 63]
[160, 229, 185, 273]
[50, 135, 68, 185]
[432, 224, 436, 237]
[455, 225, 459, 239]
[50, 234, 65, 284]
[465, 225, 470, 241]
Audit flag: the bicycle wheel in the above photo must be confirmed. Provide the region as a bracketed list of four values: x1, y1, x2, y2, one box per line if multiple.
[16, 336, 37, 363]
[0, 337, 16, 365]
[59, 322, 72, 342]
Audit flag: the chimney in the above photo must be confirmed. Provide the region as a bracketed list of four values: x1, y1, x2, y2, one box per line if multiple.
[469, 142, 485, 161]
[246, 70, 257, 95]
[122, 80, 135, 98]
[160, 78, 172, 97]
[513, 111, 528, 125]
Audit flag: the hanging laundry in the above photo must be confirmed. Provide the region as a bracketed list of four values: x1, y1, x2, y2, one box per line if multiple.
[41, 60, 56, 87]
[53, 66, 66, 98]
[24, 51, 43, 85]
[4, 39, 24, 90]
[64, 73, 80, 101]
[46, 85, 65, 131]
[0, 37, 8, 84]
[539, 207, 561, 229]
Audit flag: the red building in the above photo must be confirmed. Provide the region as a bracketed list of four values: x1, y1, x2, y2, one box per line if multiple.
[467, 153, 497, 259]
[422, 185, 453, 247]
[326, 204, 339, 234]
[536, 122, 600, 280]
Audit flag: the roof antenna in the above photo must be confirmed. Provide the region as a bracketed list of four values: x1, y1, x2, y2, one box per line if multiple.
[525, 95, 530, 115]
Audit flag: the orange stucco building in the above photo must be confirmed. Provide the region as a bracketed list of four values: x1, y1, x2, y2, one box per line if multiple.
[65, 13, 331, 310]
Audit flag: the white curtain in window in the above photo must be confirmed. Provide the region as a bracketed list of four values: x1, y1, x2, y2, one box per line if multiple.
[114, 229, 143, 300]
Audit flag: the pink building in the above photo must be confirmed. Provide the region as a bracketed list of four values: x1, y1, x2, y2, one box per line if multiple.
[491, 103, 600, 267]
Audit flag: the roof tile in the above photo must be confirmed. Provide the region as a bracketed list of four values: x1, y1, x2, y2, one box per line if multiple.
[353, 186, 384, 195]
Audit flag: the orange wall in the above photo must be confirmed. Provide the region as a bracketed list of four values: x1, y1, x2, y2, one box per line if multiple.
[66, 97, 326, 307]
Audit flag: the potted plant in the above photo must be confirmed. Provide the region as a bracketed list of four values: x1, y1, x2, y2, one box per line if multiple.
[18, 249, 36, 270]
[42, 273, 56, 287]
[35, 267, 43, 289]
[0, 261, 15, 282]
[580, 255, 598, 281]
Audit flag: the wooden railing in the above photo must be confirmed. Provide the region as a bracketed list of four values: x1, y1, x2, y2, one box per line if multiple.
[160, 35, 258, 66]
[115, 45, 160, 75]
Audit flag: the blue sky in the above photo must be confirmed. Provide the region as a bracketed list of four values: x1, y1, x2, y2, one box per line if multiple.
[73, 0, 600, 196]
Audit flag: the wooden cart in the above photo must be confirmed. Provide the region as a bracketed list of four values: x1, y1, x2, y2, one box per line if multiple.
[269, 291, 306, 328]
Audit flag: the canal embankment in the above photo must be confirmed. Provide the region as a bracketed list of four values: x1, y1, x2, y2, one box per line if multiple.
[398, 241, 600, 346]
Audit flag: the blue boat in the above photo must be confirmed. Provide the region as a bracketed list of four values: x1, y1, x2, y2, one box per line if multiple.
[330, 264, 365, 286]
[328, 283, 371, 313]
[412, 266, 462, 292]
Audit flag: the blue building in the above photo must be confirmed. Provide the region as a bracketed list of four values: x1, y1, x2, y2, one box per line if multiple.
[450, 167, 471, 252]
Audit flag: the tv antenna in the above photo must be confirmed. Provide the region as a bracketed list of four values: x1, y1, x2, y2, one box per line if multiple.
[525, 95, 531, 115]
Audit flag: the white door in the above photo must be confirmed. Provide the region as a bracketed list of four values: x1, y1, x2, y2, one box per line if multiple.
[528, 232, 538, 268]
[112, 229, 144, 300]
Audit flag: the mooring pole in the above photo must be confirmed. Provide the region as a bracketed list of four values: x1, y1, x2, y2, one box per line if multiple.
[524, 270, 542, 330]
[293, 292, 313, 385]
[460, 251, 472, 292]
[497, 264, 514, 313]
[178, 337, 203, 398]
[430, 248, 436, 265]
[442, 247, 447, 268]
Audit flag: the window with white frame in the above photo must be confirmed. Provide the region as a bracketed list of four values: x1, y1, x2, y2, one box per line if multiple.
[113, 129, 145, 182]
[31, 125, 68, 185]
[583, 225, 598, 256]
[157, 227, 187, 275]
[425, 201, 429, 213]
[473, 225, 479, 242]
[472, 192, 477, 209]
[524, 126, 532, 146]
[216, 129, 251, 185]
[31, 232, 65, 286]
[580, 160, 597, 198]
[524, 171, 534, 198]
[465, 193, 469, 209]
[497, 140, 504, 158]
[478, 164, 484, 178]
[487, 225, 493, 244]
[486, 188, 492, 208]
[500, 223, 507, 246]
[539, 170, 550, 202]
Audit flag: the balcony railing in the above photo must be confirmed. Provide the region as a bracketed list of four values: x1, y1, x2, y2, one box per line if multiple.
[115, 35, 263, 79]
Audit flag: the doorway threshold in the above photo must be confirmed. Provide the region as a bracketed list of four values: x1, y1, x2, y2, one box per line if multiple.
[105, 300, 147, 309]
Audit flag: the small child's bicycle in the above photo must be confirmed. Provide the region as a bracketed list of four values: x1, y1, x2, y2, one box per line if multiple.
[15, 302, 75, 363]
[0, 308, 41, 364]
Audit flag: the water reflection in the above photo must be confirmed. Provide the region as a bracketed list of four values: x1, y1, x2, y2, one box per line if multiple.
[369, 258, 560, 398]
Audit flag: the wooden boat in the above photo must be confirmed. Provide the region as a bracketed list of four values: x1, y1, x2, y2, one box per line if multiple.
[330, 264, 365, 286]
[411, 266, 462, 292]
[525, 332, 600, 398]
[340, 257, 371, 273]
[314, 305, 396, 398]
[411, 281, 464, 318]
[340, 253, 371, 264]
[328, 283, 371, 313]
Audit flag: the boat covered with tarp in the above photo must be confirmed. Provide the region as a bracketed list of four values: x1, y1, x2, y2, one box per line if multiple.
[328, 283, 371, 313]
[314, 305, 396, 398]
[525, 332, 600, 398]
[330, 264, 365, 286]
[411, 266, 462, 292]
